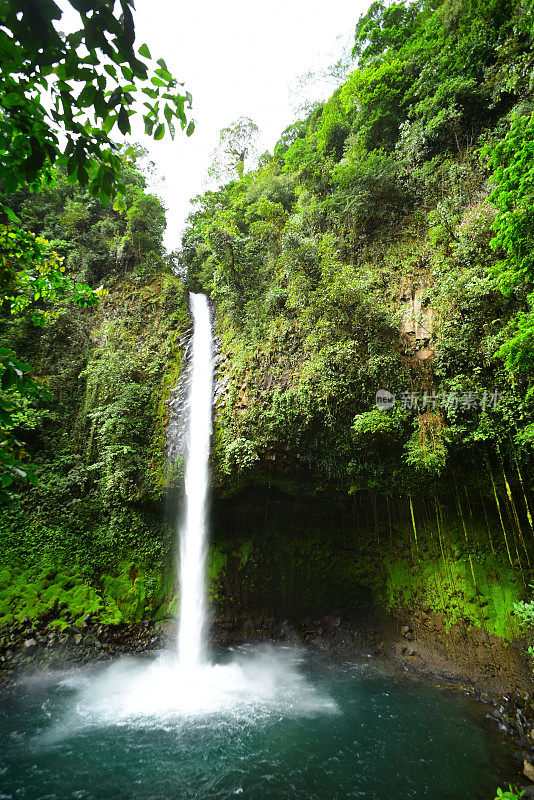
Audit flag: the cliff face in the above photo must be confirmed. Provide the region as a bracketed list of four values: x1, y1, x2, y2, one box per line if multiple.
[177, 0, 534, 686]
[201, 202, 530, 673]
[207, 487, 530, 693]
[0, 230, 531, 692]
[204, 261, 532, 689]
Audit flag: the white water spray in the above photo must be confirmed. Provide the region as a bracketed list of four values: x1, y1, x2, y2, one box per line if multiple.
[177, 293, 214, 668]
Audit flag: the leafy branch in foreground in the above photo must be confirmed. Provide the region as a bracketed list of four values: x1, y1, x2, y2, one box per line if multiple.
[0, 0, 194, 208]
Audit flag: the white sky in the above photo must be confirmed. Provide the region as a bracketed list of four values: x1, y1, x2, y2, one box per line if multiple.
[127, 0, 370, 250]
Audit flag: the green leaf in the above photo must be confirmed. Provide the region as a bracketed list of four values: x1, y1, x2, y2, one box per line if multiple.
[138, 43, 151, 59]
[78, 84, 97, 108]
[108, 87, 122, 107]
[154, 123, 165, 140]
[77, 165, 89, 185]
[102, 114, 116, 134]
[142, 87, 158, 100]
[113, 193, 127, 212]
[156, 67, 172, 82]
[2, 205, 21, 223]
[117, 106, 130, 135]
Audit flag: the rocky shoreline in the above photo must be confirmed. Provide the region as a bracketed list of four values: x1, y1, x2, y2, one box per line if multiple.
[1, 612, 533, 796]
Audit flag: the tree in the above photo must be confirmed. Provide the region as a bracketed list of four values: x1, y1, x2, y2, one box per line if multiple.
[352, 0, 422, 64]
[120, 192, 167, 266]
[0, 0, 194, 500]
[208, 117, 259, 182]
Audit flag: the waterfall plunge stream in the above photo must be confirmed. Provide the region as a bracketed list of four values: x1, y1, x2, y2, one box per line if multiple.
[177, 292, 213, 668]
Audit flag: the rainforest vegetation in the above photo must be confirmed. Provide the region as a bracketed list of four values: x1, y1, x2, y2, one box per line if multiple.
[1, 0, 534, 689]
[178, 0, 534, 652]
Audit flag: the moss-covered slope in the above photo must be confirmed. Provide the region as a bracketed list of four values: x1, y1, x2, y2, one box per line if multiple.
[0, 154, 191, 628]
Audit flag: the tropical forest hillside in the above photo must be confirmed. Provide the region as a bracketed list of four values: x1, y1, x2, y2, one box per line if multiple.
[1, 0, 534, 688]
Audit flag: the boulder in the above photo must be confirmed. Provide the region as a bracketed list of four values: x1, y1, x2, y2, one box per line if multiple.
[324, 615, 341, 628]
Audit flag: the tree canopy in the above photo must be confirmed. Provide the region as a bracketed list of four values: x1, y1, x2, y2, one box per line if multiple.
[208, 117, 259, 183]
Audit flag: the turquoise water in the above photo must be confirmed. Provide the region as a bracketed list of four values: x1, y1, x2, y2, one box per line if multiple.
[0, 648, 511, 800]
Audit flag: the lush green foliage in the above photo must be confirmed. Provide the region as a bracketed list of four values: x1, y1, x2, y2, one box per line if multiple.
[0, 348, 42, 502]
[0, 149, 190, 622]
[0, 220, 98, 499]
[0, 0, 193, 205]
[181, 0, 534, 503]
[494, 788, 525, 800]
[487, 112, 534, 371]
[0, 151, 172, 500]
[0, 0, 194, 502]
[2, 0, 534, 661]
[514, 583, 534, 666]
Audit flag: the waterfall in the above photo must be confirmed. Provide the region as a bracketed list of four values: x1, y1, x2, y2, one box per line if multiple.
[57, 293, 329, 723]
[177, 293, 214, 668]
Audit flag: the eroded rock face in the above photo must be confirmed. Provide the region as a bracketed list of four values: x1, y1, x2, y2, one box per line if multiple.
[399, 284, 433, 348]
[0, 619, 167, 682]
